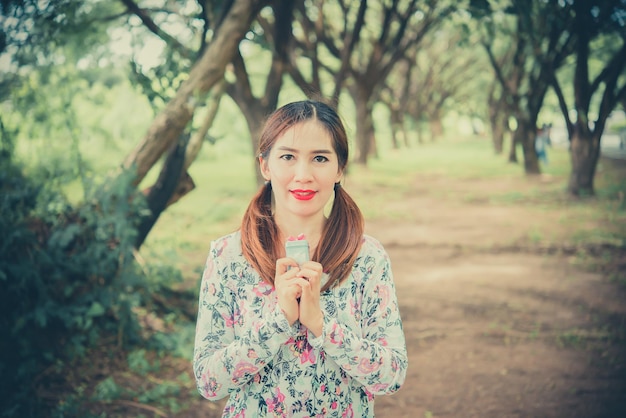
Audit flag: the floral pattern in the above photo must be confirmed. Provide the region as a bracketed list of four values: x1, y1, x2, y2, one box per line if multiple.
[193, 232, 408, 417]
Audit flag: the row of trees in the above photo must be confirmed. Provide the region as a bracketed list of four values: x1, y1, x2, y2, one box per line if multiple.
[2, 0, 626, 245]
[1, 1, 624, 415]
[2, 0, 626, 241]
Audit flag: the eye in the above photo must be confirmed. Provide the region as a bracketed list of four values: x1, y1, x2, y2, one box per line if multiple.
[313, 155, 329, 163]
[280, 154, 295, 161]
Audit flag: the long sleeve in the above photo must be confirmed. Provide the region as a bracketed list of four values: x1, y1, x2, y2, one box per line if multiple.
[193, 239, 297, 400]
[308, 242, 408, 395]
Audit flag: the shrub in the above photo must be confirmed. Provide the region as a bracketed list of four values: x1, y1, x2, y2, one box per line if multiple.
[0, 149, 162, 417]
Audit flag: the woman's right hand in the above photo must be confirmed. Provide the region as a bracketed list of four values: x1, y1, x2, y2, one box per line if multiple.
[274, 258, 308, 325]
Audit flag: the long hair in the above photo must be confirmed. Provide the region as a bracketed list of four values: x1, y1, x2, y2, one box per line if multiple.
[240, 100, 364, 291]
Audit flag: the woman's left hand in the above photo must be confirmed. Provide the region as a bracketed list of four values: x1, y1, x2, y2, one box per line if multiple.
[296, 261, 324, 337]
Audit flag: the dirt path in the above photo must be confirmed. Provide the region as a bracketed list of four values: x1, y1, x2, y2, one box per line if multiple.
[365, 171, 626, 418]
[178, 163, 626, 418]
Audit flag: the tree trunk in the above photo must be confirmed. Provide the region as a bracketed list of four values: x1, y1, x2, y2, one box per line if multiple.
[247, 115, 265, 186]
[492, 122, 505, 154]
[121, 0, 266, 186]
[159, 80, 226, 208]
[519, 120, 540, 174]
[568, 127, 601, 195]
[429, 117, 444, 141]
[389, 108, 401, 149]
[489, 110, 507, 154]
[508, 130, 518, 163]
[120, 0, 266, 249]
[354, 96, 375, 165]
[135, 134, 189, 248]
[416, 120, 425, 144]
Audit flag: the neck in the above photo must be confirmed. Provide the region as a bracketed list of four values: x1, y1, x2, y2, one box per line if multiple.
[274, 214, 326, 251]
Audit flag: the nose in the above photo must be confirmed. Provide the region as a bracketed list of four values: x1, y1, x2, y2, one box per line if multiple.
[294, 160, 313, 182]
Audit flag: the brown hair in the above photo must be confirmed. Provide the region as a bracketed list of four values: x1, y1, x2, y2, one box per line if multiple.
[240, 100, 364, 291]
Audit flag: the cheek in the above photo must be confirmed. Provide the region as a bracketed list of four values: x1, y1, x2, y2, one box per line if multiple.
[269, 167, 293, 185]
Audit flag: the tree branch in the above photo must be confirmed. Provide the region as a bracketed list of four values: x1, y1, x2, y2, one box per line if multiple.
[119, 0, 195, 60]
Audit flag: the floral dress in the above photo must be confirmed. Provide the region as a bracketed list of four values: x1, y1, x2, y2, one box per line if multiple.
[193, 231, 408, 417]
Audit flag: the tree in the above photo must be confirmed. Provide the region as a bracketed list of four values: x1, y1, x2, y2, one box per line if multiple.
[226, 0, 297, 186]
[550, 0, 626, 196]
[487, 80, 514, 155]
[118, 0, 269, 246]
[347, 0, 453, 164]
[288, 0, 454, 164]
[475, 0, 576, 174]
[412, 27, 487, 142]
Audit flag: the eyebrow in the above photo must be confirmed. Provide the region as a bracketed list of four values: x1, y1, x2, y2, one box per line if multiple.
[276, 146, 333, 154]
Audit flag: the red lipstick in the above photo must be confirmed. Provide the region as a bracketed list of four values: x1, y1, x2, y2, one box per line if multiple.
[291, 189, 316, 201]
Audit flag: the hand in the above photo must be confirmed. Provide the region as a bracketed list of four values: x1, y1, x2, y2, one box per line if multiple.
[274, 258, 309, 326]
[296, 261, 324, 337]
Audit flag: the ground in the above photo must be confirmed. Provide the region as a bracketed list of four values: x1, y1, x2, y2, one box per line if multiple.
[54, 158, 626, 418]
[365, 160, 626, 418]
[186, 158, 626, 418]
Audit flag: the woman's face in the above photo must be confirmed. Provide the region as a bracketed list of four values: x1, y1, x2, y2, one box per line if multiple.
[260, 120, 342, 221]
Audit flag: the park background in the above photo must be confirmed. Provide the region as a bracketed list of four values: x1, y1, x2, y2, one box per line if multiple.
[1, 1, 626, 417]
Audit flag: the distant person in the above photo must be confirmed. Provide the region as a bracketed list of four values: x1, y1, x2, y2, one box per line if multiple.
[535, 123, 552, 166]
[193, 100, 408, 417]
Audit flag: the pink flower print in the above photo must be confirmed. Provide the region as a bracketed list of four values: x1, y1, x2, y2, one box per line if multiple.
[266, 387, 287, 416]
[234, 302, 247, 326]
[329, 323, 344, 345]
[207, 282, 216, 296]
[254, 321, 263, 333]
[215, 239, 228, 257]
[289, 335, 305, 354]
[290, 335, 316, 364]
[253, 281, 274, 297]
[331, 401, 338, 410]
[233, 361, 258, 380]
[357, 358, 381, 374]
[299, 345, 316, 364]
[350, 300, 362, 322]
[320, 384, 326, 393]
[200, 375, 222, 398]
[375, 284, 390, 309]
[222, 313, 235, 328]
[342, 404, 354, 418]
[370, 383, 389, 394]
[247, 349, 258, 359]
[233, 412, 246, 418]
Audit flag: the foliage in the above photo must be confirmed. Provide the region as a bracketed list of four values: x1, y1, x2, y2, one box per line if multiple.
[0, 144, 180, 417]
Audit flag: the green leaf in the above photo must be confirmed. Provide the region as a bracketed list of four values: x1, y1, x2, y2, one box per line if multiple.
[86, 301, 105, 317]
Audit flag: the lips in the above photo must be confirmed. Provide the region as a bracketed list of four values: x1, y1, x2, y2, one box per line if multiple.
[291, 189, 316, 201]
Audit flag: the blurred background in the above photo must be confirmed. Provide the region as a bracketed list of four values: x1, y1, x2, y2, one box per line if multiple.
[1, 1, 625, 417]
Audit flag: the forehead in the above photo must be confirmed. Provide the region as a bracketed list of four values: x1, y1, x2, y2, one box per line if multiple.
[273, 121, 335, 152]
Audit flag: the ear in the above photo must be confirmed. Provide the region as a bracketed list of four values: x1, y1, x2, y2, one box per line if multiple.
[259, 155, 271, 181]
[335, 168, 344, 184]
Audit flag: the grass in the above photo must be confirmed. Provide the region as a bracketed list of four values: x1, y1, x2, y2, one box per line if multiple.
[32, 134, 626, 417]
[137, 135, 625, 285]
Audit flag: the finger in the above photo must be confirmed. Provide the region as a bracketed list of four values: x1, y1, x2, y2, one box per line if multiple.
[277, 281, 303, 301]
[291, 277, 311, 289]
[301, 261, 323, 274]
[296, 268, 321, 287]
[276, 257, 300, 275]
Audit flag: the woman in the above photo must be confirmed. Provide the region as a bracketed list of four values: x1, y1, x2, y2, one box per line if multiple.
[193, 100, 408, 417]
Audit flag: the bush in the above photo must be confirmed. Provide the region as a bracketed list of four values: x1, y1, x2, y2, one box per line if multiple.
[0, 150, 164, 417]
